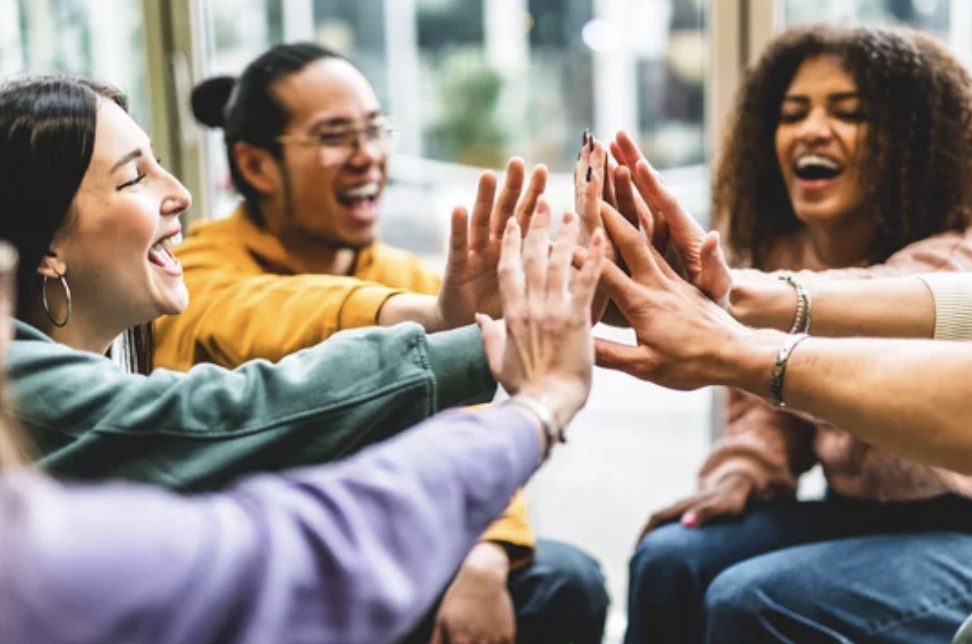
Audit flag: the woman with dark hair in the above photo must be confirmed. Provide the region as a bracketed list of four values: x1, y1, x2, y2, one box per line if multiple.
[623, 26, 972, 644]
[0, 194, 608, 644]
[0, 71, 530, 490]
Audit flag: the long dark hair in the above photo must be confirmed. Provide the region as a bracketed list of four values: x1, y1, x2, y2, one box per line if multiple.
[0, 74, 154, 374]
[191, 42, 348, 223]
[713, 25, 972, 268]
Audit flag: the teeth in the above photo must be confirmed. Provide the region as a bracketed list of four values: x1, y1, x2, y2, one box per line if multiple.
[158, 232, 182, 251]
[796, 154, 840, 170]
[340, 183, 380, 199]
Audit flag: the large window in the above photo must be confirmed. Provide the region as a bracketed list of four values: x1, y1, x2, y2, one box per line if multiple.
[199, 0, 709, 251]
[0, 0, 151, 127]
[782, 0, 950, 33]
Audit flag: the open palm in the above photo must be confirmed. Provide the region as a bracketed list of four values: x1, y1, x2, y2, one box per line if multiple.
[436, 158, 548, 328]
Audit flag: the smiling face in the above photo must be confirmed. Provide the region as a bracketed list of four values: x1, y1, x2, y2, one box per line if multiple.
[44, 99, 191, 337]
[775, 55, 870, 228]
[269, 58, 388, 248]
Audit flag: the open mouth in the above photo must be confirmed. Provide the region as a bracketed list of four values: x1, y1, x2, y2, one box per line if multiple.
[793, 154, 844, 181]
[148, 230, 183, 273]
[336, 182, 381, 209]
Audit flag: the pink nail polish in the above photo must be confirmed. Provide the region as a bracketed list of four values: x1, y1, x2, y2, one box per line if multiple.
[681, 513, 697, 528]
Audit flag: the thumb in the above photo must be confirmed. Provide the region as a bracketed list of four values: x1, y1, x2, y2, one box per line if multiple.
[699, 231, 732, 308]
[429, 623, 446, 644]
[476, 313, 505, 377]
[595, 337, 646, 374]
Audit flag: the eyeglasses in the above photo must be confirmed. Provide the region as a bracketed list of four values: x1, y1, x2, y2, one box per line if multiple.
[275, 119, 399, 167]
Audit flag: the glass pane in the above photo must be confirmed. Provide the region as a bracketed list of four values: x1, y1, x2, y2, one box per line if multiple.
[404, 0, 707, 172]
[781, 0, 951, 35]
[0, 0, 151, 127]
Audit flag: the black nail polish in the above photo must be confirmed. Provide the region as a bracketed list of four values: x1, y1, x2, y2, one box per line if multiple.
[586, 165, 592, 182]
[589, 135, 594, 153]
[577, 151, 581, 161]
[583, 128, 589, 145]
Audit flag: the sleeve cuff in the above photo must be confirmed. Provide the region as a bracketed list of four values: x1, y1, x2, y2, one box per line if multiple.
[917, 274, 972, 341]
[424, 325, 497, 411]
[338, 285, 407, 329]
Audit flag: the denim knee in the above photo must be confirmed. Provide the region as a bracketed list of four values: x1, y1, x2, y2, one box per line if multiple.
[510, 539, 609, 644]
[704, 560, 791, 642]
[629, 523, 709, 598]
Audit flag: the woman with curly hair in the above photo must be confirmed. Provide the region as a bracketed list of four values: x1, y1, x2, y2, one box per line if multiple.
[625, 25, 972, 644]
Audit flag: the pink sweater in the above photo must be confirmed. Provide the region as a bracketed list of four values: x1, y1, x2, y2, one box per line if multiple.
[700, 226, 972, 502]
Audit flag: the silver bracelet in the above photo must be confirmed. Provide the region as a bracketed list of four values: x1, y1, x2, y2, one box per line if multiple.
[768, 333, 810, 407]
[778, 274, 812, 334]
[507, 395, 566, 459]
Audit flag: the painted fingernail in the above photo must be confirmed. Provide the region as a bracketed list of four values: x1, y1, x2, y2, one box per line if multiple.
[577, 151, 581, 161]
[583, 128, 589, 145]
[586, 165, 592, 182]
[681, 513, 698, 528]
[589, 134, 595, 152]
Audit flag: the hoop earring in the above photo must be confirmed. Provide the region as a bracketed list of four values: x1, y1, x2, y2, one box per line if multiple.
[42, 272, 72, 328]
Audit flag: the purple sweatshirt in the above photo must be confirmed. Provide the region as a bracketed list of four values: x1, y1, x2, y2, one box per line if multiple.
[0, 405, 541, 644]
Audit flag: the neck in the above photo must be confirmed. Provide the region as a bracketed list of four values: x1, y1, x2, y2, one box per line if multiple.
[28, 308, 119, 357]
[258, 199, 360, 275]
[803, 217, 875, 268]
[277, 234, 359, 275]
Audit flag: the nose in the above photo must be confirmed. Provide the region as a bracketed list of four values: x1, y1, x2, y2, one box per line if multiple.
[161, 170, 192, 218]
[345, 132, 384, 168]
[797, 108, 832, 143]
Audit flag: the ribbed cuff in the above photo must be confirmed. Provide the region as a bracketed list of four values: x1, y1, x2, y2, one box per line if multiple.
[339, 285, 407, 328]
[917, 274, 972, 341]
[424, 324, 497, 411]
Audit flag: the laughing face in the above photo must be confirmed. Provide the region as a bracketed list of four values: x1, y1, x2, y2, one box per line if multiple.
[45, 99, 191, 334]
[775, 55, 869, 228]
[271, 58, 387, 248]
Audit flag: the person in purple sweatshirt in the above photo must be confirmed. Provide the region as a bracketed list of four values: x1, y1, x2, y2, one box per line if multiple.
[0, 159, 607, 644]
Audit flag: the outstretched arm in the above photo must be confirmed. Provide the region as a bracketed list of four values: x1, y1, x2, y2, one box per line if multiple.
[592, 203, 972, 476]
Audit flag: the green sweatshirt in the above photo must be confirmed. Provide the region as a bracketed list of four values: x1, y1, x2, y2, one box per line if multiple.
[9, 320, 495, 491]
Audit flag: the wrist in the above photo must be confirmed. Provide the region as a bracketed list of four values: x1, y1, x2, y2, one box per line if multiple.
[515, 381, 586, 434]
[729, 272, 796, 332]
[378, 293, 447, 332]
[464, 542, 511, 580]
[716, 328, 790, 397]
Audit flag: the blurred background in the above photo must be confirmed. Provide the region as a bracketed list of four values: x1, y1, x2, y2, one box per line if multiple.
[1, 0, 968, 640]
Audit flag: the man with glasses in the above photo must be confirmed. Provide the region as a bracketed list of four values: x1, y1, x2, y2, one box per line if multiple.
[154, 43, 608, 644]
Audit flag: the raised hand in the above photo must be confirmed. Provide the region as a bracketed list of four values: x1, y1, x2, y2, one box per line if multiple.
[593, 202, 749, 392]
[611, 130, 732, 309]
[477, 200, 605, 428]
[436, 158, 547, 329]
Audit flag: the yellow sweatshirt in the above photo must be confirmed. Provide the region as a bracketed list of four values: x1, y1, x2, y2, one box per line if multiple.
[155, 205, 534, 553]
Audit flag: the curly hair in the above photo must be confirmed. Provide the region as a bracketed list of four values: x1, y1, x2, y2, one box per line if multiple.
[712, 25, 972, 268]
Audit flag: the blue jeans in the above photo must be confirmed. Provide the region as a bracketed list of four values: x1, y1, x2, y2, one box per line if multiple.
[625, 493, 972, 644]
[401, 539, 609, 644]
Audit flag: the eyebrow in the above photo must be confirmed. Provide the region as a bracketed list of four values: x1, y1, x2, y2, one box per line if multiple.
[782, 91, 861, 104]
[110, 148, 144, 173]
[308, 110, 384, 130]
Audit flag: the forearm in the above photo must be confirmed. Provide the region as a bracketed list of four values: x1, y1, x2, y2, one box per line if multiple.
[731, 273, 935, 338]
[721, 330, 972, 474]
[377, 293, 446, 332]
[0, 406, 546, 644]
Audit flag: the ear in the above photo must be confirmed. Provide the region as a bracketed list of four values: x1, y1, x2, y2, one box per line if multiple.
[37, 252, 67, 280]
[233, 141, 283, 196]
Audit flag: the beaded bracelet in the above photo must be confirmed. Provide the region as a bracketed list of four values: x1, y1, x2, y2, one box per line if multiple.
[778, 274, 813, 334]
